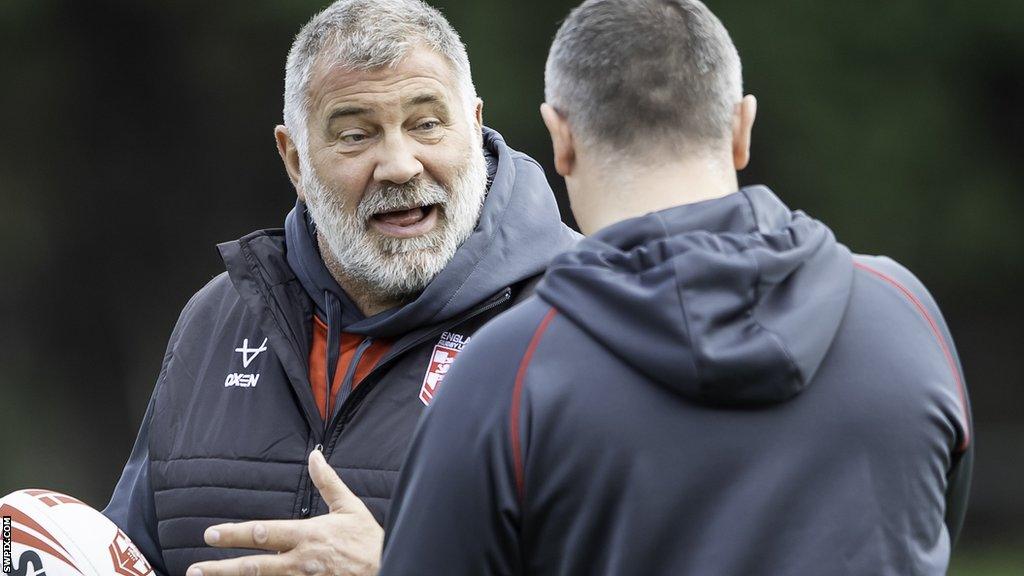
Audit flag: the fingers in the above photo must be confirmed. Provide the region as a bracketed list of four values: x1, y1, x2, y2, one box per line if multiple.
[308, 449, 363, 514]
[204, 519, 303, 552]
[186, 553, 296, 576]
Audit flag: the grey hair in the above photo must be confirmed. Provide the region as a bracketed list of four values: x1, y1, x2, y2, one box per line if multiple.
[284, 0, 476, 154]
[545, 0, 742, 158]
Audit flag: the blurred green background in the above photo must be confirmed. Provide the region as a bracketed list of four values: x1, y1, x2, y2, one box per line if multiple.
[0, 0, 1021, 573]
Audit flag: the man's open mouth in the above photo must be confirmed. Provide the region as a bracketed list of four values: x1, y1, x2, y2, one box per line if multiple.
[370, 204, 440, 238]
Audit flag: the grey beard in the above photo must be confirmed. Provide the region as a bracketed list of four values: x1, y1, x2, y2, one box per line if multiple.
[301, 144, 488, 303]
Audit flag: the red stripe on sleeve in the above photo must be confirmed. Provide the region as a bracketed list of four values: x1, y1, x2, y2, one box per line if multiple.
[510, 308, 558, 502]
[854, 262, 970, 452]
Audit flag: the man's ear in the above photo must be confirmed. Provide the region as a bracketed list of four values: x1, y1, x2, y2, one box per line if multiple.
[732, 95, 758, 171]
[540, 103, 576, 177]
[473, 98, 484, 132]
[275, 125, 303, 199]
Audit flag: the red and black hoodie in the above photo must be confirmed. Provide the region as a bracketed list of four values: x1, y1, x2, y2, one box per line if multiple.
[382, 186, 973, 576]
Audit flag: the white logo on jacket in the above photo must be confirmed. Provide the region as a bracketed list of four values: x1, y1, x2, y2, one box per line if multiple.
[226, 337, 268, 388]
[235, 337, 269, 368]
[419, 332, 471, 405]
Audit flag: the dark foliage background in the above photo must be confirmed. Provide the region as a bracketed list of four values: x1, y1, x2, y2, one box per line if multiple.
[1, 1, 1021, 572]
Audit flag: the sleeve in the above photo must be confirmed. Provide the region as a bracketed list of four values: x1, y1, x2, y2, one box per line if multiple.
[101, 286, 205, 576]
[909, 269, 974, 548]
[379, 303, 554, 576]
[102, 392, 168, 576]
[862, 257, 974, 546]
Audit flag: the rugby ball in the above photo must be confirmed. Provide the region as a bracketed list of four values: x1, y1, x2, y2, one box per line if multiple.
[1, 489, 153, 576]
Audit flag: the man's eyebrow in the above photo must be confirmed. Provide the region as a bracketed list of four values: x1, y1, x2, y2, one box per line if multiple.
[326, 105, 372, 122]
[404, 93, 446, 108]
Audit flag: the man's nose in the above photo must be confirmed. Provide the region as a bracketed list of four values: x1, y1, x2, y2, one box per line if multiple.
[373, 132, 424, 185]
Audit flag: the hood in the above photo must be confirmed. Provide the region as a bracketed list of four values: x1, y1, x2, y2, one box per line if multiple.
[285, 126, 579, 338]
[536, 186, 853, 406]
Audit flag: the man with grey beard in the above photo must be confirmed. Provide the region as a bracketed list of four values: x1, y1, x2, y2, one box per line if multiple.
[101, 1, 578, 575]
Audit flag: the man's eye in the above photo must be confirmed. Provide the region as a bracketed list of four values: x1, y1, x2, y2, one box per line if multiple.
[340, 132, 368, 144]
[415, 120, 440, 131]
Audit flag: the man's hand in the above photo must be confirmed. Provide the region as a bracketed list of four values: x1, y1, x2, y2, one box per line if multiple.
[185, 450, 383, 576]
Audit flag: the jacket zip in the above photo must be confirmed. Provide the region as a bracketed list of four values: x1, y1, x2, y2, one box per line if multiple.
[299, 440, 325, 517]
[303, 337, 374, 517]
[299, 286, 513, 517]
[329, 336, 375, 433]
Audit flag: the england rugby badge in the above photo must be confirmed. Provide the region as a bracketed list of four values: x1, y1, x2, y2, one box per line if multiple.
[419, 331, 471, 405]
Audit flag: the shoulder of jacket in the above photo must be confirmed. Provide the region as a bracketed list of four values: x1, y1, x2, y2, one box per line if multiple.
[467, 297, 560, 365]
[184, 272, 236, 313]
[169, 272, 242, 342]
[851, 254, 938, 310]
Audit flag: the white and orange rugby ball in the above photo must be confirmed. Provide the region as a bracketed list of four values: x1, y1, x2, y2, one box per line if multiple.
[1, 488, 153, 576]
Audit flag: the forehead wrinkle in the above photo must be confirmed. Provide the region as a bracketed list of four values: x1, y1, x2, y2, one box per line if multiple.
[318, 83, 456, 130]
[309, 48, 462, 118]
